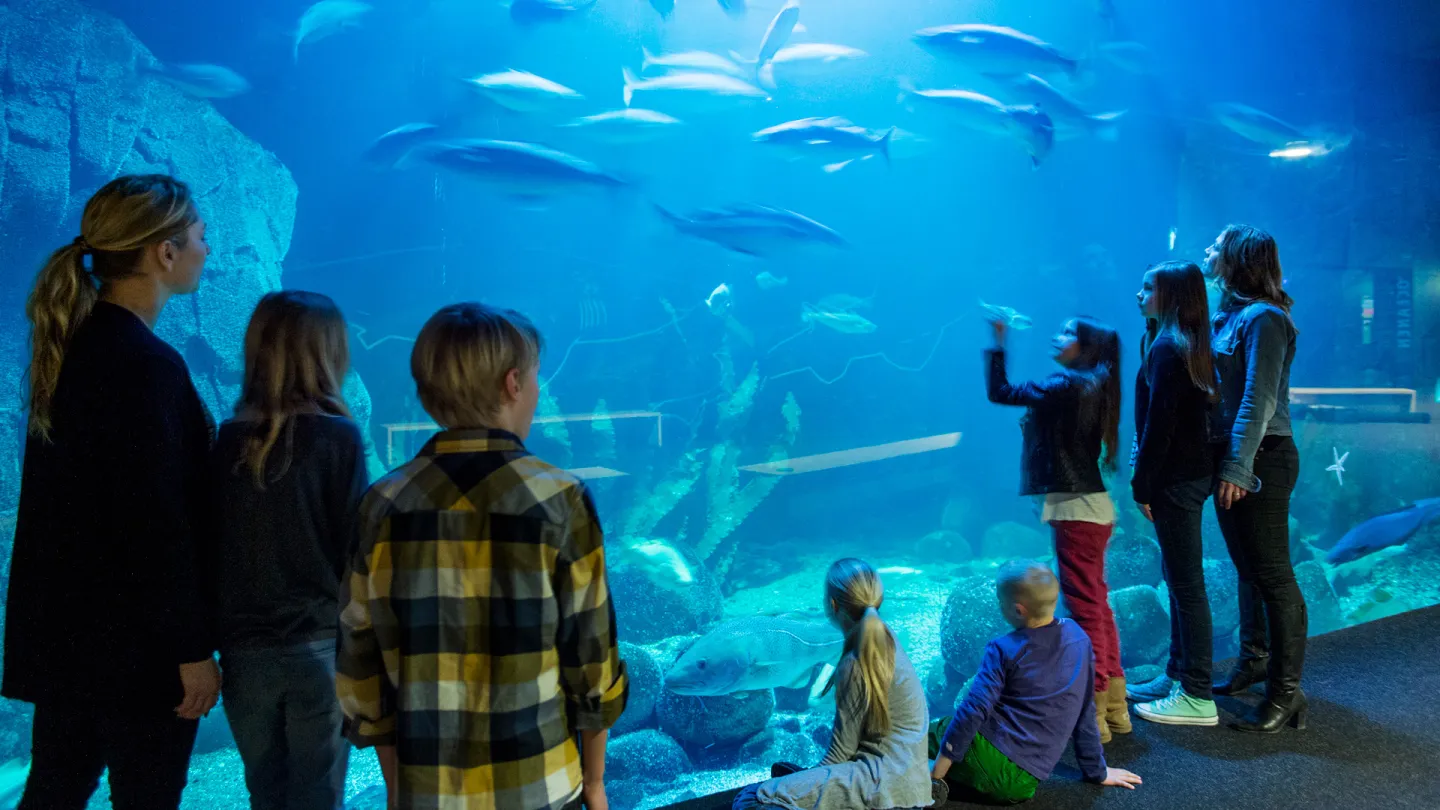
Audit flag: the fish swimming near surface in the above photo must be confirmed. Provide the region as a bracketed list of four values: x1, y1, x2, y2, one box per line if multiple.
[362, 123, 442, 168]
[294, 0, 373, 63]
[753, 1, 802, 77]
[913, 24, 1079, 78]
[465, 69, 584, 113]
[998, 74, 1125, 141]
[414, 139, 626, 202]
[622, 68, 768, 109]
[144, 62, 250, 98]
[752, 117, 894, 173]
[664, 616, 844, 696]
[641, 48, 749, 80]
[655, 202, 846, 258]
[898, 80, 1054, 167]
[560, 108, 685, 144]
[802, 302, 877, 334]
[979, 299, 1033, 329]
[1325, 498, 1440, 565]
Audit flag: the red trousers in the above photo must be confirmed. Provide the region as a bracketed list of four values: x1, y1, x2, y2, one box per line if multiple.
[1051, 520, 1124, 692]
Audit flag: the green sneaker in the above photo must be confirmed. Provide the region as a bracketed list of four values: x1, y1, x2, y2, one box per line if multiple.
[1135, 683, 1219, 726]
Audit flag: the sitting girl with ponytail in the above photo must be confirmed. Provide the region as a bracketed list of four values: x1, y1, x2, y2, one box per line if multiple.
[732, 559, 935, 810]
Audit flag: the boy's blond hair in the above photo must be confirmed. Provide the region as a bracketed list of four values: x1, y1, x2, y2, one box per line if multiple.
[411, 302, 543, 430]
[996, 559, 1060, 618]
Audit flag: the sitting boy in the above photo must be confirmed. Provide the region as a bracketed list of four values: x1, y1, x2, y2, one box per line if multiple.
[930, 560, 1141, 804]
[336, 302, 628, 810]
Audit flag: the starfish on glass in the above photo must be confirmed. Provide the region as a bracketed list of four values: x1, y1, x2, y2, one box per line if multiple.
[1326, 447, 1349, 486]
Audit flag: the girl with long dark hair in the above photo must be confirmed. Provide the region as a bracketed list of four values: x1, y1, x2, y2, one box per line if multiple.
[1124, 261, 1223, 726]
[984, 314, 1129, 743]
[210, 291, 369, 808]
[1204, 225, 1306, 734]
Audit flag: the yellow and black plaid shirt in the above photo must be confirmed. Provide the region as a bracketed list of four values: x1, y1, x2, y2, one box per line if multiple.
[337, 428, 628, 810]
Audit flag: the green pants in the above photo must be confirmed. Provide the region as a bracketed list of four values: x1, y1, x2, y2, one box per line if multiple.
[929, 717, 1039, 805]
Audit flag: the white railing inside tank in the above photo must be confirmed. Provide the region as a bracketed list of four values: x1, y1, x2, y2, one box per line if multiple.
[383, 410, 663, 469]
[1289, 387, 1418, 412]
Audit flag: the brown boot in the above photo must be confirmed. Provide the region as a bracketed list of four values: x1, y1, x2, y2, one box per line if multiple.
[1094, 686, 1112, 744]
[1106, 676, 1133, 735]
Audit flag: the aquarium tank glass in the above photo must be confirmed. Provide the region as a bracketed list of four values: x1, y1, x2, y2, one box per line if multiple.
[0, 0, 1437, 807]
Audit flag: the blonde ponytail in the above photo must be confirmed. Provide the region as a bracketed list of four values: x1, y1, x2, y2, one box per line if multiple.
[24, 175, 198, 441]
[823, 558, 897, 737]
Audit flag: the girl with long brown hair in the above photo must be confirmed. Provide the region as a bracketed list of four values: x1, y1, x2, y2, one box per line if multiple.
[984, 314, 1130, 743]
[733, 559, 933, 810]
[209, 290, 369, 809]
[1125, 261, 1224, 727]
[2, 175, 219, 808]
[1204, 225, 1306, 734]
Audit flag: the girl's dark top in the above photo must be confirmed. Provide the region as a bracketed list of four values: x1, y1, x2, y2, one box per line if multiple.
[209, 413, 368, 652]
[2, 301, 216, 709]
[1131, 334, 1216, 505]
[985, 348, 1107, 496]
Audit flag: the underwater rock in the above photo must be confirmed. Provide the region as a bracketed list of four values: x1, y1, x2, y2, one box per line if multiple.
[979, 521, 1050, 561]
[739, 727, 825, 770]
[1124, 663, 1164, 686]
[1295, 561, 1346, 635]
[614, 642, 662, 737]
[605, 730, 692, 785]
[923, 659, 966, 718]
[609, 561, 724, 644]
[658, 688, 775, 748]
[1110, 585, 1169, 669]
[939, 575, 1013, 676]
[916, 529, 973, 561]
[1106, 532, 1163, 590]
[0, 0, 385, 505]
[607, 780, 646, 810]
[727, 555, 788, 591]
[1203, 557, 1241, 641]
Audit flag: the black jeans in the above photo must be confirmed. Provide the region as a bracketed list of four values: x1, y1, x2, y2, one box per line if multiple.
[1215, 434, 1306, 695]
[1153, 475, 1215, 701]
[19, 702, 199, 810]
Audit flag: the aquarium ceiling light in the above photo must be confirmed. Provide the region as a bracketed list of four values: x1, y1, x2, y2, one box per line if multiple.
[739, 432, 962, 476]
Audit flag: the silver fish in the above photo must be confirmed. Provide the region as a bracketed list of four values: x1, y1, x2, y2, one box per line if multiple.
[466, 69, 583, 113]
[913, 24, 1078, 77]
[898, 82, 1055, 167]
[706, 283, 734, 316]
[803, 303, 876, 334]
[755, 271, 789, 290]
[999, 74, 1125, 141]
[146, 63, 250, 98]
[732, 43, 868, 91]
[1326, 498, 1440, 564]
[756, 1, 802, 72]
[656, 203, 845, 257]
[560, 108, 684, 144]
[294, 0, 372, 63]
[509, 0, 597, 26]
[752, 117, 894, 172]
[664, 616, 843, 696]
[641, 48, 748, 80]
[362, 123, 442, 168]
[415, 139, 625, 201]
[622, 68, 768, 108]
[816, 292, 872, 312]
[979, 299, 1033, 329]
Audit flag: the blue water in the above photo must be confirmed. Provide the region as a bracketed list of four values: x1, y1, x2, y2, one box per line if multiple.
[1, 0, 1437, 807]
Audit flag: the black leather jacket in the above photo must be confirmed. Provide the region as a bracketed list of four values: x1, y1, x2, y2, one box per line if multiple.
[985, 349, 1107, 496]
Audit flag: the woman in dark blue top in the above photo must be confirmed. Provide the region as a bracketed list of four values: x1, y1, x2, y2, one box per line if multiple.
[1205, 225, 1306, 734]
[1126, 261, 1222, 727]
[210, 291, 369, 810]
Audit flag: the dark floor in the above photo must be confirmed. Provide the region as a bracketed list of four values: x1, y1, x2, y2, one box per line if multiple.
[663, 605, 1440, 810]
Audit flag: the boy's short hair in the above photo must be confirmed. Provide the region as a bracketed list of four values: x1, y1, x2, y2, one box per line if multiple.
[996, 559, 1060, 617]
[411, 302, 543, 430]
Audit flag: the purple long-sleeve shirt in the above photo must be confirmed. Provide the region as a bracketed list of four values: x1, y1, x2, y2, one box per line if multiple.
[939, 618, 1108, 782]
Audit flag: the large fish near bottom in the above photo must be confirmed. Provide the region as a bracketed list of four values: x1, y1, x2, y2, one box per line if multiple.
[664, 616, 843, 696]
[415, 139, 625, 200]
[898, 81, 1054, 167]
[656, 202, 846, 257]
[1326, 498, 1440, 564]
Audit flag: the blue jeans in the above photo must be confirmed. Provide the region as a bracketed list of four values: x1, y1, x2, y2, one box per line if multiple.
[222, 639, 349, 810]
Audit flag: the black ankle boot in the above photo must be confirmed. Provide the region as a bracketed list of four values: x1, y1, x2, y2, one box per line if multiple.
[1214, 657, 1269, 696]
[1230, 688, 1308, 733]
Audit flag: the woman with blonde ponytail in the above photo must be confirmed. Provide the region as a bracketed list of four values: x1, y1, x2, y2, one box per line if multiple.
[208, 290, 368, 810]
[2, 175, 219, 808]
[733, 559, 935, 810]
